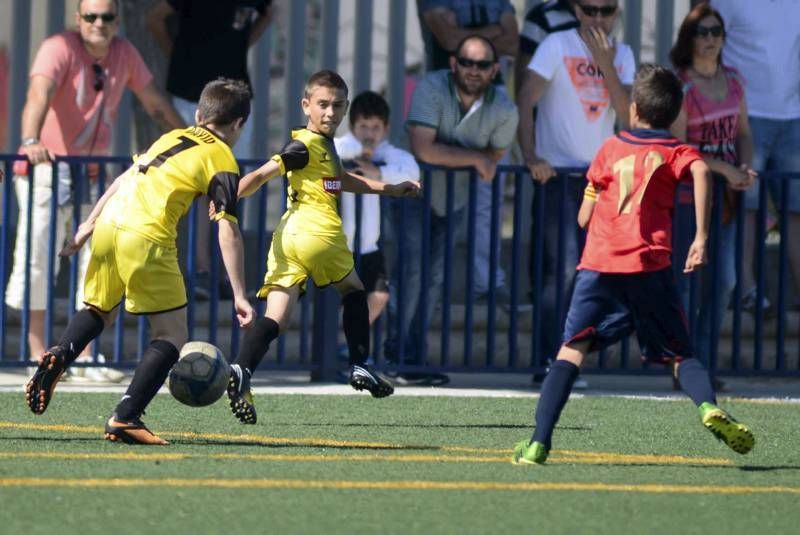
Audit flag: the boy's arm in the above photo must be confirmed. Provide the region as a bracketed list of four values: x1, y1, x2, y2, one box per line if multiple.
[217, 218, 255, 328]
[59, 166, 130, 257]
[238, 158, 283, 198]
[684, 159, 712, 273]
[340, 170, 419, 197]
[577, 183, 598, 229]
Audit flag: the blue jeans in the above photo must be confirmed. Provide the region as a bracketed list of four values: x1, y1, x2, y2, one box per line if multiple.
[384, 197, 465, 364]
[530, 175, 586, 361]
[695, 218, 738, 358]
[675, 180, 738, 363]
[744, 116, 800, 212]
[474, 175, 506, 294]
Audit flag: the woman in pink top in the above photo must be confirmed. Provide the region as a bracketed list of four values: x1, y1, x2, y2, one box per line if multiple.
[669, 2, 756, 365]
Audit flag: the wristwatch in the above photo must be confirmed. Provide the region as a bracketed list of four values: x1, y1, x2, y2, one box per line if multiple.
[21, 137, 39, 146]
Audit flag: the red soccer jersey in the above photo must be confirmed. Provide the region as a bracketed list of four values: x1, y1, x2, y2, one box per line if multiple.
[578, 129, 703, 273]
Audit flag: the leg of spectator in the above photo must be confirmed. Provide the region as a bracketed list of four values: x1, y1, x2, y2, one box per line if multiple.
[696, 220, 737, 358]
[773, 118, 800, 293]
[740, 116, 774, 299]
[538, 179, 563, 361]
[385, 197, 424, 362]
[6, 167, 65, 361]
[473, 171, 506, 295]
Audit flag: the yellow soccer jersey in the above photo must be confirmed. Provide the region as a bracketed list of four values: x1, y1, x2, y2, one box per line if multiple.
[100, 126, 240, 246]
[270, 128, 344, 237]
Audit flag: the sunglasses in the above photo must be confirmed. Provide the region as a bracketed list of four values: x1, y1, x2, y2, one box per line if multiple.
[695, 25, 724, 38]
[456, 57, 495, 71]
[80, 12, 117, 23]
[92, 63, 105, 92]
[578, 4, 617, 17]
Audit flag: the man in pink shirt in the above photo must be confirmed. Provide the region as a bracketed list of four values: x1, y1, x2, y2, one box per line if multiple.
[6, 0, 184, 378]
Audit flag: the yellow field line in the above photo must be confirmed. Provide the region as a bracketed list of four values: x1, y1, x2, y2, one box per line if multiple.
[0, 450, 731, 466]
[0, 420, 732, 466]
[0, 421, 403, 450]
[0, 477, 796, 494]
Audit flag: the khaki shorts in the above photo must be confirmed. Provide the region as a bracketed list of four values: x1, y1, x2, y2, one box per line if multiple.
[5, 164, 92, 310]
[83, 223, 187, 314]
[256, 228, 354, 299]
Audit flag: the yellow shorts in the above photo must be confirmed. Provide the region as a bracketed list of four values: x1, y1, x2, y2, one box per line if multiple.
[83, 222, 187, 314]
[256, 228, 353, 299]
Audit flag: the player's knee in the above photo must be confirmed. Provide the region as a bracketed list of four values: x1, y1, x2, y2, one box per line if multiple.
[337, 274, 365, 295]
[153, 325, 188, 349]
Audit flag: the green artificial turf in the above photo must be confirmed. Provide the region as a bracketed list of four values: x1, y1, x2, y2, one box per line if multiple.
[0, 392, 796, 534]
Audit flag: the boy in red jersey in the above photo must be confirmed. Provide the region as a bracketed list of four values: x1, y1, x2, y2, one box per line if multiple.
[513, 64, 754, 465]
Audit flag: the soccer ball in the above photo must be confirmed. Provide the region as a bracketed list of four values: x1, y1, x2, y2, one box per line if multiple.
[168, 341, 231, 407]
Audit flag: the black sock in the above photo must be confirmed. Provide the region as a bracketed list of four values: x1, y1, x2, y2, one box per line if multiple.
[532, 360, 579, 449]
[57, 308, 105, 365]
[342, 290, 370, 366]
[677, 358, 716, 406]
[234, 317, 279, 375]
[115, 339, 179, 421]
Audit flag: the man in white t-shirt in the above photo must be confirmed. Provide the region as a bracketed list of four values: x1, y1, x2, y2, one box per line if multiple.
[516, 0, 635, 378]
[711, 0, 800, 311]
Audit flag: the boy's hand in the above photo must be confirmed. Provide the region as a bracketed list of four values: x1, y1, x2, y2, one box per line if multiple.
[684, 238, 707, 273]
[234, 296, 256, 328]
[60, 221, 95, 257]
[207, 200, 217, 220]
[353, 158, 380, 179]
[387, 181, 421, 197]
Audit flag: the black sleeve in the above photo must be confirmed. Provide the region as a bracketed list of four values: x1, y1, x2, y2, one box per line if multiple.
[279, 139, 310, 172]
[208, 171, 239, 221]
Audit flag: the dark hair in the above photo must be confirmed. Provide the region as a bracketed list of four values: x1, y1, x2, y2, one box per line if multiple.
[196, 78, 251, 126]
[452, 34, 498, 63]
[349, 91, 390, 127]
[669, 2, 725, 70]
[631, 64, 684, 129]
[78, 0, 119, 12]
[304, 70, 349, 98]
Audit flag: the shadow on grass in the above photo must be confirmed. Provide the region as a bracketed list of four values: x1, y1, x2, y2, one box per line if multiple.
[268, 422, 591, 431]
[738, 465, 800, 472]
[0, 434, 443, 451]
[0, 435, 105, 444]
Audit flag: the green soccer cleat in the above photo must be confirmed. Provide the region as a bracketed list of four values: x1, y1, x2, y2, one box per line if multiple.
[699, 402, 754, 454]
[511, 440, 549, 465]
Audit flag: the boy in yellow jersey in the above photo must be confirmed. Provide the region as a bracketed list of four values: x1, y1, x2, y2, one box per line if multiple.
[226, 70, 419, 424]
[24, 79, 256, 445]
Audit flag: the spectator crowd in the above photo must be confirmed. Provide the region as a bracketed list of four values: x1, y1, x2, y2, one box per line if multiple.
[1, 0, 798, 388]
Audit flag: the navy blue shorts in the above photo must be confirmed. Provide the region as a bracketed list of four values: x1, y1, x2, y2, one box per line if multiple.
[562, 268, 693, 364]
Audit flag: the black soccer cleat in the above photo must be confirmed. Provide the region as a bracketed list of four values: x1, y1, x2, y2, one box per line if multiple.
[227, 364, 257, 424]
[349, 364, 394, 398]
[25, 346, 69, 415]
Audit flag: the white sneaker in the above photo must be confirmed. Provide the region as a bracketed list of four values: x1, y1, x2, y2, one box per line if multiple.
[573, 376, 589, 390]
[72, 354, 126, 384]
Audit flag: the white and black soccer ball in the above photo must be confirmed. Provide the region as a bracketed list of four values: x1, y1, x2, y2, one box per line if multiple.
[168, 341, 231, 407]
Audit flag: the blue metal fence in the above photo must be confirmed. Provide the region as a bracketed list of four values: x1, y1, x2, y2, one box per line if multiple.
[1, 154, 798, 377]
